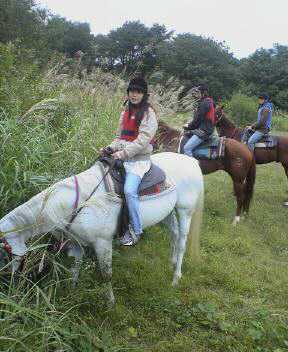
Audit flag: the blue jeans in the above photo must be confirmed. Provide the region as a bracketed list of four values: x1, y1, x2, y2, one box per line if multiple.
[183, 135, 204, 157]
[124, 173, 142, 235]
[247, 130, 264, 151]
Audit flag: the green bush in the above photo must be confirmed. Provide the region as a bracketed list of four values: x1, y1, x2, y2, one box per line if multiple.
[273, 114, 288, 132]
[225, 92, 288, 132]
[226, 93, 258, 126]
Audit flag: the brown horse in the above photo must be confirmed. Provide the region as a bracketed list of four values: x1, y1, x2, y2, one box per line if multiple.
[215, 108, 288, 206]
[155, 120, 256, 225]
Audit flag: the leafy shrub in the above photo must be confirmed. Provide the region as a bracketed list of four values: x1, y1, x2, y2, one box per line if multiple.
[272, 114, 288, 132]
[226, 93, 258, 126]
[225, 92, 288, 131]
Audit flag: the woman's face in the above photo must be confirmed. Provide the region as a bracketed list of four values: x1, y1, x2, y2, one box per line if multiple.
[258, 97, 265, 105]
[128, 89, 144, 105]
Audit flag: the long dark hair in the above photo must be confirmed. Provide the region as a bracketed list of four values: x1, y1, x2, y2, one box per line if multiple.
[125, 94, 152, 126]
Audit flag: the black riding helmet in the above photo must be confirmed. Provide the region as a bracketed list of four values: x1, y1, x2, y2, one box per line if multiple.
[258, 93, 269, 101]
[127, 77, 148, 95]
[198, 83, 209, 93]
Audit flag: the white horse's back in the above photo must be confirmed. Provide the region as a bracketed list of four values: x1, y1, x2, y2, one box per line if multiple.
[152, 152, 203, 209]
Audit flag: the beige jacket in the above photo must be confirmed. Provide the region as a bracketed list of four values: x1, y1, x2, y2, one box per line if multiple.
[109, 107, 158, 161]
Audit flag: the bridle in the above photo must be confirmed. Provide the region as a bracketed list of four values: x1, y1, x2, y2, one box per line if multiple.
[65, 157, 115, 232]
[0, 237, 15, 273]
[0, 237, 12, 260]
[215, 108, 238, 139]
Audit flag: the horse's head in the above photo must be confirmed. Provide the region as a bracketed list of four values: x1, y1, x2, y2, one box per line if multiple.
[214, 107, 238, 138]
[0, 238, 12, 272]
[155, 120, 181, 153]
[215, 106, 225, 126]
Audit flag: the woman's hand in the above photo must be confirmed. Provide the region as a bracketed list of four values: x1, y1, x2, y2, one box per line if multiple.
[112, 151, 123, 160]
[100, 146, 113, 156]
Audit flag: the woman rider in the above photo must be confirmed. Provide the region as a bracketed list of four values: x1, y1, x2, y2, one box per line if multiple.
[101, 77, 158, 246]
[183, 84, 216, 157]
[246, 93, 273, 151]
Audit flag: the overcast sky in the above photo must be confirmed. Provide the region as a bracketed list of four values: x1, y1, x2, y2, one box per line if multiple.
[37, 0, 288, 58]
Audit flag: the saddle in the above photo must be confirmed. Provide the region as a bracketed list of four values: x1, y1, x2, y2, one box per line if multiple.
[179, 133, 226, 160]
[99, 155, 167, 237]
[99, 156, 166, 196]
[241, 129, 278, 148]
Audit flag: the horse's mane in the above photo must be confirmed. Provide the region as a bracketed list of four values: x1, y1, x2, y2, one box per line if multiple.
[157, 120, 181, 137]
[216, 109, 243, 140]
[218, 110, 236, 129]
[155, 120, 181, 152]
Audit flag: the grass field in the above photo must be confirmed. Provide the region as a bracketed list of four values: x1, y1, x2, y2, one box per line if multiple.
[1, 69, 288, 351]
[2, 161, 288, 351]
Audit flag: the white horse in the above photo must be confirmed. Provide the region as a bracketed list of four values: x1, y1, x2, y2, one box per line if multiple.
[0, 152, 203, 305]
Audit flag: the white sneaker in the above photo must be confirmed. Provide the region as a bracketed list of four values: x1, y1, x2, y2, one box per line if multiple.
[119, 225, 142, 246]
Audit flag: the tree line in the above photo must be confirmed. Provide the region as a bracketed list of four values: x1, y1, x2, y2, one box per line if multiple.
[1, 0, 288, 109]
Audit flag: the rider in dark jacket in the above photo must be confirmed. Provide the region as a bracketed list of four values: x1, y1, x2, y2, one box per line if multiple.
[183, 84, 216, 157]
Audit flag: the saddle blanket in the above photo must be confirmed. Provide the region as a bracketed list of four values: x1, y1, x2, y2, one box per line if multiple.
[255, 135, 278, 148]
[241, 130, 278, 148]
[179, 134, 226, 160]
[100, 162, 172, 198]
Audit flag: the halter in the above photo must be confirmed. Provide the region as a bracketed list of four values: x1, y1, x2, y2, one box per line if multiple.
[215, 108, 238, 139]
[0, 237, 15, 273]
[230, 127, 238, 139]
[0, 237, 12, 259]
[216, 112, 224, 125]
[65, 159, 114, 232]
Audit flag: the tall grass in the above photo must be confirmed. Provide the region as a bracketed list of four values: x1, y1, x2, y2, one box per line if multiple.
[0, 55, 125, 351]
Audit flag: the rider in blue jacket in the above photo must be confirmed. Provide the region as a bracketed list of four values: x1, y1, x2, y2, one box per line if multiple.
[246, 93, 273, 151]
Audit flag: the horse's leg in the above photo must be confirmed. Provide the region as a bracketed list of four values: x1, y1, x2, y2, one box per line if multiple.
[172, 208, 191, 286]
[232, 180, 245, 226]
[92, 238, 115, 307]
[281, 162, 288, 206]
[162, 210, 179, 267]
[66, 242, 84, 287]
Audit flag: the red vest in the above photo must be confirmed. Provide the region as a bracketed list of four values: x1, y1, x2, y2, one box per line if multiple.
[120, 108, 142, 142]
[205, 97, 216, 125]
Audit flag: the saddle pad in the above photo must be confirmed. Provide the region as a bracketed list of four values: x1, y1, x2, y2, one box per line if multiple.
[255, 135, 278, 148]
[100, 162, 167, 197]
[179, 134, 226, 160]
[241, 130, 278, 148]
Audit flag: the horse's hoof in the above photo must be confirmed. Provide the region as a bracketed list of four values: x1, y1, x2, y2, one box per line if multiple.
[242, 212, 248, 220]
[232, 216, 240, 226]
[172, 279, 178, 287]
[172, 274, 181, 287]
[170, 258, 177, 268]
[106, 298, 115, 309]
[105, 290, 115, 308]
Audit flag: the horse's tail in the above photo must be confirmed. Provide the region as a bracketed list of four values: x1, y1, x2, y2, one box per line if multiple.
[243, 156, 256, 213]
[187, 183, 204, 261]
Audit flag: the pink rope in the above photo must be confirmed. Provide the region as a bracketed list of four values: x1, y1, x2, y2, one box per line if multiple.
[65, 175, 80, 233]
[72, 175, 80, 215]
